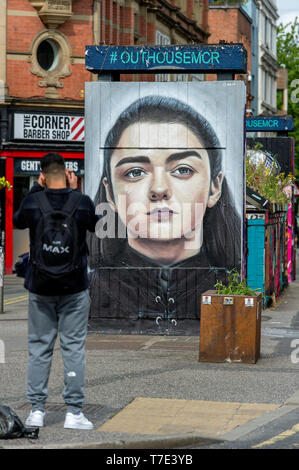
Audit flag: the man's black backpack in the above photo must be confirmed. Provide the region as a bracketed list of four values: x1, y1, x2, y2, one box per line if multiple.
[31, 191, 83, 279]
[0, 406, 39, 440]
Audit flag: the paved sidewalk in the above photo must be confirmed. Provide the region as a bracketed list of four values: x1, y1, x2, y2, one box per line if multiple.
[0, 268, 299, 449]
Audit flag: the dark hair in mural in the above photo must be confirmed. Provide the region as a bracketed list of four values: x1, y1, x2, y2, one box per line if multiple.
[88, 95, 241, 270]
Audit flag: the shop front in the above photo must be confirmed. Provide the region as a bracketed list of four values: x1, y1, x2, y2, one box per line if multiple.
[1, 108, 85, 274]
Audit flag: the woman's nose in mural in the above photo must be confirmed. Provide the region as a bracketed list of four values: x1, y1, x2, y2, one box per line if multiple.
[148, 166, 172, 201]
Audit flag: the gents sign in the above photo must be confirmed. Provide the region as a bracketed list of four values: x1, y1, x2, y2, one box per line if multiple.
[14, 113, 85, 141]
[14, 159, 84, 175]
[85, 44, 247, 74]
[246, 116, 294, 132]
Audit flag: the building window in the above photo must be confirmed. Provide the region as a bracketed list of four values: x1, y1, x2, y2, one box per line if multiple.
[156, 30, 171, 46]
[269, 75, 276, 108]
[174, 74, 189, 82]
[134, 12, 140, 45]
[155, 30, 171, 82]
[272, 77, 277, 108]
[271, 25, 277, 55]
[13, 177, 30, 214]
[29, 30, 72, 98]
[263, 70, 267, 102]
[37, 39, 59, 72]
[266, 73, 269, 103]
[264, 18, 268, 46]
[260, 13, 265, 44]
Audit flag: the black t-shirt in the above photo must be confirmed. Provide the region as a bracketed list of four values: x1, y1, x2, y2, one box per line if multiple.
[13, 183, 99, 295]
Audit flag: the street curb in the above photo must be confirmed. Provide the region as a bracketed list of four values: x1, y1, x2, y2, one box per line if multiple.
[220, 404, 299, 441]
[2, 404, 299, 449]
[284, 391, 299, 406]
[0, 433, 223, 450]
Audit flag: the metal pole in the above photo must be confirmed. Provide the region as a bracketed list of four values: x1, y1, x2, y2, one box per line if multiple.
[0, 246, 4, 313]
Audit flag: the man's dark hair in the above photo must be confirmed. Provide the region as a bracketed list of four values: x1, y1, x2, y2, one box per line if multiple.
[41, 153, 65, 176]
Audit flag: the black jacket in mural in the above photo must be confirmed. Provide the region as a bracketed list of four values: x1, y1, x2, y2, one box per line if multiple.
[88, 244, 228, 333]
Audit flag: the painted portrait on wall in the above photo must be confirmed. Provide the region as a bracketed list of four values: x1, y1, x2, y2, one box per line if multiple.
[85, 81, 246, 335]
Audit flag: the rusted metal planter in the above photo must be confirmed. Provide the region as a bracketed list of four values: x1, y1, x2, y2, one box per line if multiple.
[199, 290, 263, 364]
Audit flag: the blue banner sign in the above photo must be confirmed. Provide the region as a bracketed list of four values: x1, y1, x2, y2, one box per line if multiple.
[246, 116, 294, 132]
[85, 44, 247, 74]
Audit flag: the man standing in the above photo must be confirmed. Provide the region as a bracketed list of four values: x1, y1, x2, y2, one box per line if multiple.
[13, 153, 99, 430]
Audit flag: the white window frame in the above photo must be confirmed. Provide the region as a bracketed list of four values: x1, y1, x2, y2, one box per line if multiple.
[155, 30, 171, 82]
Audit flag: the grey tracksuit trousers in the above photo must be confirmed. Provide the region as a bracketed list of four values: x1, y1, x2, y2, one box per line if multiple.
[27, 289, 90, 414]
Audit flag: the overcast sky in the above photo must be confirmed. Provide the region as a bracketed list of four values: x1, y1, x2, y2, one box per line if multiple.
[275, 0, 299, 26]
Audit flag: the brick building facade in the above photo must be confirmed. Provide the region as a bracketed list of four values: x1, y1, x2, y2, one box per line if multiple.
[207, 1, 253, 111]
[0, 0, 209, 273]
[5, 0, 95, 100]
[208, 0, 279, 117]
[256, 0, 279, 116]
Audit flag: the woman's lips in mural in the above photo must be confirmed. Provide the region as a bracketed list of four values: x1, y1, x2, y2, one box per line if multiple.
[147, 206, 178, 221]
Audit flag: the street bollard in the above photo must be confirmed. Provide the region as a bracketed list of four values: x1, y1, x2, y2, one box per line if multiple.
[0, 246, 4, 313]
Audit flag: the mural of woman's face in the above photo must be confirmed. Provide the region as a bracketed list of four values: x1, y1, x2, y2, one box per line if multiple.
[104, 121, 223, 262]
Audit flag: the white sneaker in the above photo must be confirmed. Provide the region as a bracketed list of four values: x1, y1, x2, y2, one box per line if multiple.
[64, 412, 94, 430]
[25, 410, 45, 427]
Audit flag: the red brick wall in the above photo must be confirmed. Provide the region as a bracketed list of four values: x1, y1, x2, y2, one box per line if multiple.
[6, 0, 94, 100]
[59, 66, 92, 100]
[7, 0, 32, 10]
[187, 0, 194, 18]
[208, 8, 239, 44]
[208, 8, 251, 67]
[207, 6, 252, 102]
[6, 0, 209, 99]
[113, 2, 121, 45]
[7, 15, 42, 51]
[202, 0, 209, 32]
[72, 0, 93, 15]
[7, 60, 38, 97]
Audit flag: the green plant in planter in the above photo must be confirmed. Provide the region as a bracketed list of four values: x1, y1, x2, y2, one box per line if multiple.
[214, 268, 259, 296]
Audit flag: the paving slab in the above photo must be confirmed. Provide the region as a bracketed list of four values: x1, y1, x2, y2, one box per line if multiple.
[97, 397, 279, 437]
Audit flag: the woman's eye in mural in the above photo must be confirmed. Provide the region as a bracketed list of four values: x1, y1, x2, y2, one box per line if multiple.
[124, 168, 147, 179]
[171, 165, 196, 178]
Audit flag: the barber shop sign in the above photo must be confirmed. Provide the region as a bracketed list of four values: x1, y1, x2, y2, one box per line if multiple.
[13, 113, 85, 142]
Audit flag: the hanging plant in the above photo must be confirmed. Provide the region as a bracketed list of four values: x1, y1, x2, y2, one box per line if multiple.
[0, 177, 12, 191]
[246, 144, 295, 205]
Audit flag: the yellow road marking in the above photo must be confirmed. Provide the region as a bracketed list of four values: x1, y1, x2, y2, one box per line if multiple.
[252, 423, 299, 448]
[4, 295, 28, 305]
